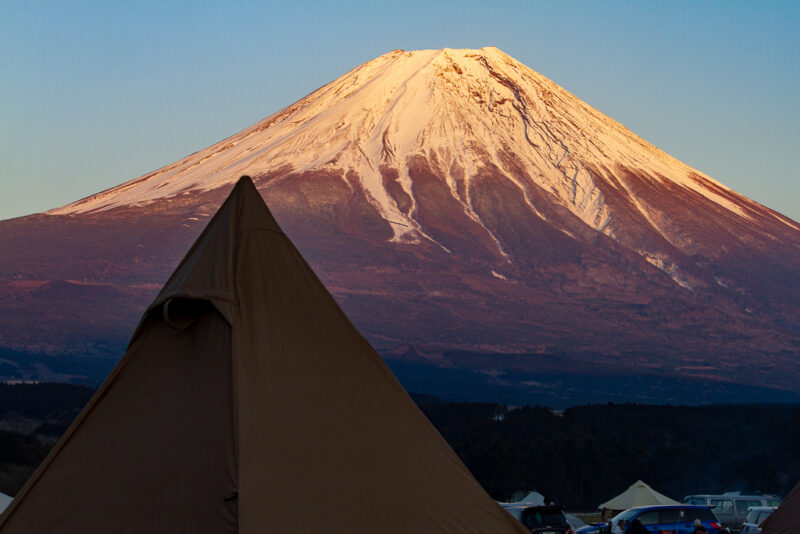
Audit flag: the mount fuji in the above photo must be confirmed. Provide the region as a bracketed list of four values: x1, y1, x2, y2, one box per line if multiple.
[2, 48, 799, 405]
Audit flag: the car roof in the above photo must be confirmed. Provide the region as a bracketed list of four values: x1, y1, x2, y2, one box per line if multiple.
[686, 493, 772, 499]
[627, 505, 711, 511]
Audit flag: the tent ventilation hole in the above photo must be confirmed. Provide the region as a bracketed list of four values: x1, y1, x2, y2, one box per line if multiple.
[163, 298, 209, 330]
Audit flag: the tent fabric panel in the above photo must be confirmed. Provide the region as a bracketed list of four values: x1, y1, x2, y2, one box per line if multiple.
[0, 307, 237, 533]
[232, 224, 527, 533]
[0, 177, 530, 534]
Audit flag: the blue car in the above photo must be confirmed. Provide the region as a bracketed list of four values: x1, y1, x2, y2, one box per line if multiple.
[609, 505, 722, 534]
[577, 523, 608, 534]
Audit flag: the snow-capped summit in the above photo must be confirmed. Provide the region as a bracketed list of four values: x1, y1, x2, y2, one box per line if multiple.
[51, 47, 795, 235]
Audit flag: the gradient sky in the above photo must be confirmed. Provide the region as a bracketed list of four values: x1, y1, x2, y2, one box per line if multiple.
[1, 0, 798, 221]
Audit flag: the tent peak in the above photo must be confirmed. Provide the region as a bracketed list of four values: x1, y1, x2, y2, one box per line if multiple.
[135, 172, 283, 328]
[226, 174, 283, 235]
[232, 174, 257, 195]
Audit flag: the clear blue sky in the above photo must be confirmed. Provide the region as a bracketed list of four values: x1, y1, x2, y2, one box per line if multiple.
[1, 0, 798, 221]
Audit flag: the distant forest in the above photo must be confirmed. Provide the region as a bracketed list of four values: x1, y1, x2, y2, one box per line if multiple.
[0, 383, 94, 494]
[1, 383, 798, 511]
[419, 401, 800, 509]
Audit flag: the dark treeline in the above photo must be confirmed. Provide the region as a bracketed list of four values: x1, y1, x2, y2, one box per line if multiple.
[0, 382, 94, 420]
[0, 432, 50, 495]
[419, 402, 800, 510]
[0, 383, 93, 495]
[1, 383, 798, 511]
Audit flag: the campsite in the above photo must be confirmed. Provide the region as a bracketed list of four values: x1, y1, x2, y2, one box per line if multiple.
[0, 178, 797, 531]
[2, 382, 798, 529]
[3, 0, 800, 530]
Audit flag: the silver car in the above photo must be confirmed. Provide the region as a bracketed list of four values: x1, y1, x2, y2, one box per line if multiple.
[739, 507, 776, 534]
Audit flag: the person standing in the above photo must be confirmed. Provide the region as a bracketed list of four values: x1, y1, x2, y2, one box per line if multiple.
[692, 519, 708, 534]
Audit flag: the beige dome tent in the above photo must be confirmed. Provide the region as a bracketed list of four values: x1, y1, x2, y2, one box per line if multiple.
[599, 480, 679, 515]
[0, 177, 529, 533]
[760, 481, 799, 534]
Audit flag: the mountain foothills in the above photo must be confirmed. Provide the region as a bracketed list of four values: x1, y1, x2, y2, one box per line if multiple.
[1, 48, 798, 403]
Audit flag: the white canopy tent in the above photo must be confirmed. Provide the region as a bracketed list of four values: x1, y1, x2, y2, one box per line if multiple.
[508, 491, 546, 506]
[599, 480, 678, 513]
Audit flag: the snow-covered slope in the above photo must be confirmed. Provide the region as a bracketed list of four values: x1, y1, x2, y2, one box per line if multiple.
[50, 48, 797, 246]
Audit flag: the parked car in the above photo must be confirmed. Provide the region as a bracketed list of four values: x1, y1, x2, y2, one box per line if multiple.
[501, 505, 576, 534]
[497, 491, 545, 524]
[739, 506, 776, 534]
[576, 522, 608, 534]
[609, 505, 722, 534]
[683, 493, 781, 532]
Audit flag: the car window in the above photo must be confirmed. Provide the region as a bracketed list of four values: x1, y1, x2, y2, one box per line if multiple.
[613, 510, 642, 523]
[711, 500, 734, 516]
[659, 509, 681, 524]
[756, 511, 773, 525]
[736, 501, 762, 514]
[691, 508, 717, 522]
[745, 510, 760, 524]
[524, 510, 568, 526]
[542, 513, 568, 525]
[766, 499, 781, 507]
[637, 512, 660, 526]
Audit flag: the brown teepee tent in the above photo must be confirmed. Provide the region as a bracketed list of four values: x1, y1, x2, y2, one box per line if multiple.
[760, 482, 800, 534]
[0, 177, 528, 533]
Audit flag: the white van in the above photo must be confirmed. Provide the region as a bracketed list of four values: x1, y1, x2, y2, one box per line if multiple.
[682, 493, 781, 532]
